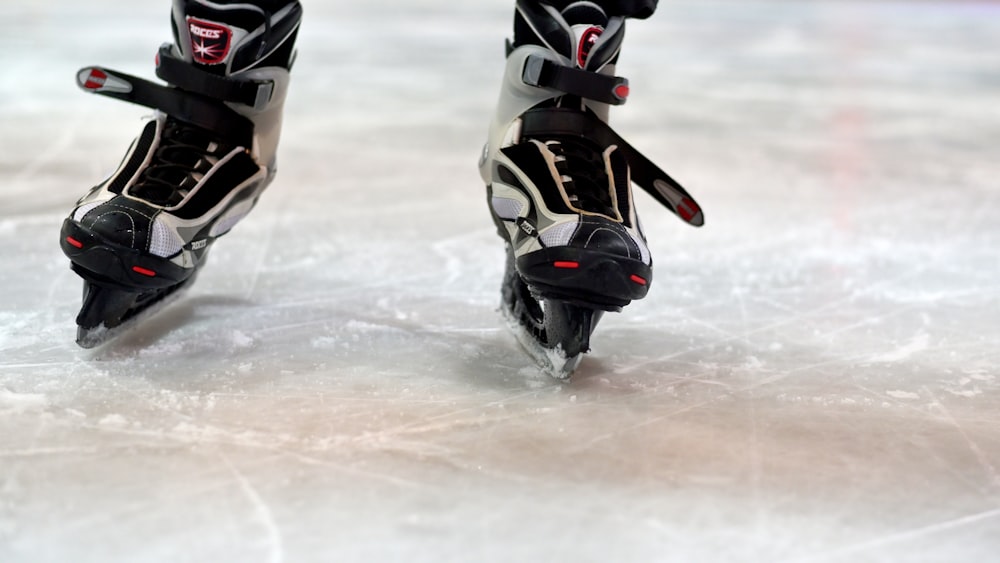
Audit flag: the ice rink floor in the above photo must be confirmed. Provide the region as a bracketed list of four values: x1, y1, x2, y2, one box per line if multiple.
[2, 0, 999, 561]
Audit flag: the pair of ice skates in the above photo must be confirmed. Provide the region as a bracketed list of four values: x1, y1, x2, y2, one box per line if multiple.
[60, 0, 703, 379]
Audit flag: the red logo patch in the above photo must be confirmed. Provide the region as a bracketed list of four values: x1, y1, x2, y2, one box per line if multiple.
[187, 18, 232, 65]
[577, 26, 604, 68]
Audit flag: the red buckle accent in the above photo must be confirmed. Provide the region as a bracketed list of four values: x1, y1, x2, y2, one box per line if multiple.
[82, 69, 108, 90]
[678, 198, 701, 223]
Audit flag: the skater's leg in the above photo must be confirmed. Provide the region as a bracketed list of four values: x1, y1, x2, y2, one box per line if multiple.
[481, 0, 702, 377]
[61, 0, 303, 347]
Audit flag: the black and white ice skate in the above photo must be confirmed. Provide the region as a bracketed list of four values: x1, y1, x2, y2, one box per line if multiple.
[481, 1, 704, 378]
[60, 0, 302, 347]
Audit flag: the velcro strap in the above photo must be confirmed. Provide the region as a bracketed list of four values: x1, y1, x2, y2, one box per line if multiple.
[77, 66, 255, 142]
[155, 45, 274, 111]
[522, 54, 630, 106]
[519, 108, 704, 227]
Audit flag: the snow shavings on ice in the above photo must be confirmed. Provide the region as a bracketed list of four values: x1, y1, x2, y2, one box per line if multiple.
[869, 332, 930, 363]
[0, 388, 48, 415]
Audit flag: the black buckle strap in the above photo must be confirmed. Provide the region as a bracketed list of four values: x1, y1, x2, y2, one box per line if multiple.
[518, 0, 658, 20]
[522, 54, 630, 106]
[77, 66, 255, 142]
[155, 45, 274, 111]
[519, 107, 704, 227]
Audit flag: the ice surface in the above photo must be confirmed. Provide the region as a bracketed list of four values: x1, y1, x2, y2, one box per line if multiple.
[1, 0, 999, 561]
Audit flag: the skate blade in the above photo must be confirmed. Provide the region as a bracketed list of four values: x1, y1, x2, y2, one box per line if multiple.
[75, 278, 195, 349]
[501, 304, 583, 380]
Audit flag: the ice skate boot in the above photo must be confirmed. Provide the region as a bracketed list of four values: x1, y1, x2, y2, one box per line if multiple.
[60, 0, 302, 348]
[481, 0, 705, 378]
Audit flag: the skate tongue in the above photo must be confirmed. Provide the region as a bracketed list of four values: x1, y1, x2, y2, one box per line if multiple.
[542, 137, 617, 219]
[561, 2, 609, 68]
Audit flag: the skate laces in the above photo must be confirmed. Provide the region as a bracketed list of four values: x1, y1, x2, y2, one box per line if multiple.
[544, 137, 616, 217]
[130, 118, 226, 207]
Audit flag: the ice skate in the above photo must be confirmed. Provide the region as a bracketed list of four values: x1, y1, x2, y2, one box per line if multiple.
[480, 0, 705, 378]
[60, 0, 302, 348]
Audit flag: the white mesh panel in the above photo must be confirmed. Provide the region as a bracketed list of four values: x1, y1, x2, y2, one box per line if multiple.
[72, 202, 103, 222]
[491, 196, 524, 220]
[539, 221, 579, 248]
[149, 218, 184, 258]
